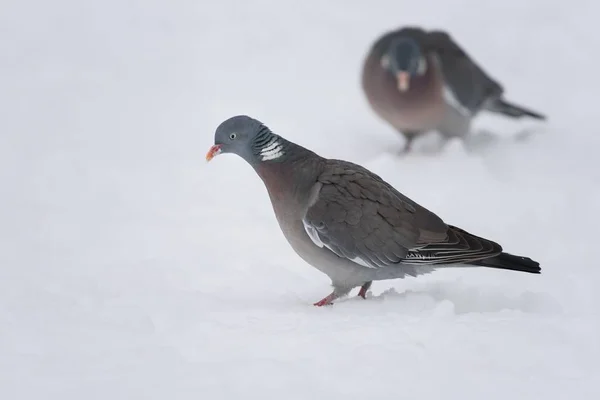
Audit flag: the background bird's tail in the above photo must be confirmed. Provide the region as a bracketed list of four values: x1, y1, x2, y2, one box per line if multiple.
[485, 98, 546, 120]
[469, 252, 541, 274]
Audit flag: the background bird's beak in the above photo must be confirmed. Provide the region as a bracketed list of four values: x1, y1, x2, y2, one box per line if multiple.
[396, 71, 410, 92]
[206, 144, 222, 162]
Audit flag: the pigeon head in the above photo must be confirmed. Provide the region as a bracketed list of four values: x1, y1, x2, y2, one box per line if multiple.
[206, 115, 288, 165]
[381, 37, 427, 92]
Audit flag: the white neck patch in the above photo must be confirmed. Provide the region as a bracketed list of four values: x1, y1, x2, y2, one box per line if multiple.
[259, 139, 284, 161]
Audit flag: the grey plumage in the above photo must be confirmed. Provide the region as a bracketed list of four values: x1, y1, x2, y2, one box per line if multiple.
[207, 115, 541, 306]
[362, 27, 546, 151]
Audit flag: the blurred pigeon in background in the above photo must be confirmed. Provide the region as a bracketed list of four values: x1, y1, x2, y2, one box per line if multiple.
[362, 27, 546, 152]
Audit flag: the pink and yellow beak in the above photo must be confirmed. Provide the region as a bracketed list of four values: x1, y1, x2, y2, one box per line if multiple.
[396, 71, 410, 92]
[205, 144, 222, 162]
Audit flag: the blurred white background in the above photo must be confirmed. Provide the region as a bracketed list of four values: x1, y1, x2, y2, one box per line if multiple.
[1, 1, 598, 399]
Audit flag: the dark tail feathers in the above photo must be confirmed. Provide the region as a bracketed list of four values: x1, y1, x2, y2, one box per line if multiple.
[471, 252, 541, 274]
[487, 98, 546, 120]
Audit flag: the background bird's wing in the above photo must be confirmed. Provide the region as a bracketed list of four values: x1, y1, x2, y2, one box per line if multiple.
[425, 30, 504, 112]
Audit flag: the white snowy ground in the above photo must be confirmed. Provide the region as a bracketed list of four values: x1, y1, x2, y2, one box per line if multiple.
[1, 0, 599, 398]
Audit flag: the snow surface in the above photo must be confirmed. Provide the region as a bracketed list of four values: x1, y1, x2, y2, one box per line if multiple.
[1, 0, 599, 398]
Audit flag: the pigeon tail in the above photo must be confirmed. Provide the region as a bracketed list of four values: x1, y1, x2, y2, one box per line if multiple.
[469, 252, 541, 274]
[485, 98, 546, 120]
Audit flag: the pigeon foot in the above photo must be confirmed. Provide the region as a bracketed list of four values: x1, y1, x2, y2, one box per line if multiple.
[313, 293, 338, 307]
[358, 281, 372, 299]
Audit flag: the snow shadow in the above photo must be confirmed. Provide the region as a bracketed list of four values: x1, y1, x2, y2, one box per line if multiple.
[351, 281, 561, 315]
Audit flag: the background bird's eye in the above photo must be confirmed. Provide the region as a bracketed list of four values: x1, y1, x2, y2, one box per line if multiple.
[229, 133, 237, 140]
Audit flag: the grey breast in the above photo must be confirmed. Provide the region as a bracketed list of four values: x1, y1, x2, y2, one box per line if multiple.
[257, 161, 378, 287]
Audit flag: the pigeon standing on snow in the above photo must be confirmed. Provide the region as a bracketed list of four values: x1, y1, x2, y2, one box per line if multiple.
[362, 27, 546, 152]
[206, 116, 541, 306]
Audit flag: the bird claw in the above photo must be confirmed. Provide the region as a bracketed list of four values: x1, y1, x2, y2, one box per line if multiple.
[313, 294, 336, 307]
[357, 282, 372, 299]
[315, 283, 372, 306]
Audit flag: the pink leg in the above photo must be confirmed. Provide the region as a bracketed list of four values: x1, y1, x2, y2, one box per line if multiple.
[313, 293, 338, 307]
[358, 281, 372, 299]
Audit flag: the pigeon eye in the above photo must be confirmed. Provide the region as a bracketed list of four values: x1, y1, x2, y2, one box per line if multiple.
[229, 133, 237, 140]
